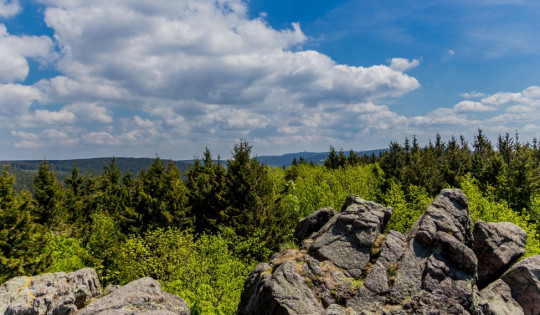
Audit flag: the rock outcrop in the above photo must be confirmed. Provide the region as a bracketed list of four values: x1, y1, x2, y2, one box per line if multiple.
[238, 189, 539, 315]
[0, 269, 189, 315]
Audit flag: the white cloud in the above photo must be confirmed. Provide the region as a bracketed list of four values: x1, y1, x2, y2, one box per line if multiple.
[460, 91, 486, 98]
[0, 24, 54, 83]
[389, 58, 421, 72]
[0, 0, 20, 18]
[64, 102, 113, 123]
[454, 100, 495, 112]
[0, 0, 421, 155]
[0, 84, 42, 117]
[82, 131, 119, 145]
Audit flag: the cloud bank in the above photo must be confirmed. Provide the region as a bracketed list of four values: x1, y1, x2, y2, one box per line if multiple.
[0, 0, 538, 159]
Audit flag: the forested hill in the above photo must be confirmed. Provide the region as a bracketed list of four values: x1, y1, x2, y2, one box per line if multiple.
[0, 158, 191, 193]
[1, 149, 385, 192]
[0, 157, 191, 174]
[255, 148, 386, 166]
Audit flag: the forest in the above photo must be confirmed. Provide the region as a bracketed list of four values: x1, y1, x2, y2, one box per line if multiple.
[1, 130, 540, 314]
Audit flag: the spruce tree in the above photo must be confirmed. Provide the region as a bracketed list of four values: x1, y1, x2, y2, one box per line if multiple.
[33, 160, 63, 228]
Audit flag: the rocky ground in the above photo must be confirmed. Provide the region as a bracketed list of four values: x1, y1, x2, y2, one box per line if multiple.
[238, 189, 540, 315]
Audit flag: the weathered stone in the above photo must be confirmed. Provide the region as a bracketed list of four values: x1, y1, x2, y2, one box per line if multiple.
[388, 238, 429, 304]
[325, 303, 357, 315]
[79, 277, 189, 315]
[392, 290, 468, 315]
[477, 279, 524, 315]
[473, 221, 527, 289]
[390, 189, 477, 309]
[308, 195, 393, 278]
[0, 268, 101, 315]
[501, 255, 540, 315]
[364, 230, 404, 294]
[346, 286, 385, 314]
[294, 207, 337, 242]
[238, 260, 325, 315]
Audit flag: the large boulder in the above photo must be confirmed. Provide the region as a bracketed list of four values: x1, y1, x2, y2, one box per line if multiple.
[79, 277, 189, 315]
[477, 279, 524, 315]
[294, 207, 337, 243]
[1, 269, 190, 315]
[238, 259, 325, 315]
[501, 255, 540, 315]
[308, 195, 393, 279]
[473, 220, 527, 289]
[389, 189, 478, 311]
[0, 268, 101, 314]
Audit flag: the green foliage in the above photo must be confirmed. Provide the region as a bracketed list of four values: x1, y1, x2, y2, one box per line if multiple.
[185, 149, 227, 234]
[164, 233, 254, 315]
[115, 228, 253, 314]
[460, 175, 540, 257]
[116, 228, 194, 283]
[0, 166, 49, 282]
[223, 140, 295, 255]
[133, 158, 192, 233]
[289, 163, 383, 217]
[85, 212, 124, 284]
[384, 182, 431, 234]
[33, 160, 63, 228]
[42, 235, 94, 273]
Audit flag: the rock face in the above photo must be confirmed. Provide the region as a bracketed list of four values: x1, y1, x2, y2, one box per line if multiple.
[238, 189, 538, 315]
[473, 220, 527, 289]
[0, 268, 101, 315]
[501, 255, 540, 315]
[0, 269, 189, 315]
[79, 277, 190, 315]
[294, 207, 337, 243]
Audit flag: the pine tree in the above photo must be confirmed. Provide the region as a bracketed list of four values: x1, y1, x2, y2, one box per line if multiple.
[224, 140, 295, 256]
[1, 166, 48, 282]
[33, 160, 63, 228]
[186, 148, 227, 234]
[134, 157, 192, 233]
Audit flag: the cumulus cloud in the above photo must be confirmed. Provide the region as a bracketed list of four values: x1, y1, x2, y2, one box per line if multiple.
[0, 24, 54, 83]
[389, 58, 421, 72]
[1, 0, 423, 155]
[454, 100, 496, 112]
[0, 0, 20, 18]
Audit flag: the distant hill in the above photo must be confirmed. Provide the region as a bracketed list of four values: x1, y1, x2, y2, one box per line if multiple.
[254, 149, 387, 167]
[1, 149, 386, 191]
[0, 158, 191, 193]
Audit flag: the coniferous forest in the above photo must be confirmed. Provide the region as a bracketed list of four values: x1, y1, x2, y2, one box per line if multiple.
[2, 131, 540, 313]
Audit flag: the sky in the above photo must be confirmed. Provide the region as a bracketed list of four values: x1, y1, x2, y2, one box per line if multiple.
[1, 0, 540, 160]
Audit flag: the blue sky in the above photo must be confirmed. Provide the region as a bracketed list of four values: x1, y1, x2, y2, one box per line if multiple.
[1, 0, 539, 160]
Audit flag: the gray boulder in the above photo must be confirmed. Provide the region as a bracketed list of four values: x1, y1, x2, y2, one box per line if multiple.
[79, 277, 190, 315]
[477, 279, 524, 315]
[390, 189, 477, 310]
[238, 260, 325, 315]
[501, 255, 540, 315]
[294, 207, 337, 242]
[0, 268, 101, 315]
[308, 195, 393, 278]
[473, 220, 527, 289]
